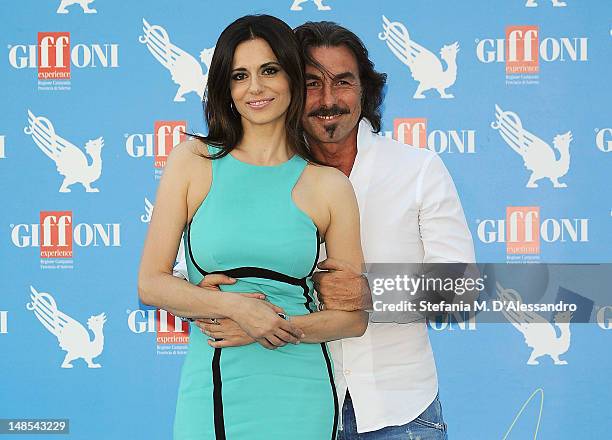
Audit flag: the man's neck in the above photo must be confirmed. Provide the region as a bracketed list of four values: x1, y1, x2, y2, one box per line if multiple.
[307, 126, 359, 177]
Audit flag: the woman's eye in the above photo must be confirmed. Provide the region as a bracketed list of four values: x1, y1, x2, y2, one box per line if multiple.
[262, 67, 279, 75]
[232, 73, 246, 81]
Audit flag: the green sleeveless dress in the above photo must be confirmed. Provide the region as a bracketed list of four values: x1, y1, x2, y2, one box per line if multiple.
[173, 147, 338, 440]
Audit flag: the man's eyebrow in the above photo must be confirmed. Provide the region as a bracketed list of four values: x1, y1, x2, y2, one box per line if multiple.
[305, 71, 357, 81]
[333, 71, 357, 81]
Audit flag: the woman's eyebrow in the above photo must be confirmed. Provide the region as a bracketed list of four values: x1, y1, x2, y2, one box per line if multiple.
[260, 61, 281, 68]
[231, 61, 280, 72]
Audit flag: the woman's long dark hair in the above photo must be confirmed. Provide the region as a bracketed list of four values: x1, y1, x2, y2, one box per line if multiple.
[190, 14, 321, 164]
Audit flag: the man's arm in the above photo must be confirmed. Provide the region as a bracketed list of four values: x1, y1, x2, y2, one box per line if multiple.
[417, 153, 475, 264]
[312, 258, 372, 312]
[416, 153, 479, 310]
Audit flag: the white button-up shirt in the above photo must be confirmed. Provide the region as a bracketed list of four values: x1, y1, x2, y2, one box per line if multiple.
[326, 119, 475, 433]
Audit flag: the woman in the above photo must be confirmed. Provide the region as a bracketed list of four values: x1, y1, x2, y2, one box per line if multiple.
[137, 15, 368, 440]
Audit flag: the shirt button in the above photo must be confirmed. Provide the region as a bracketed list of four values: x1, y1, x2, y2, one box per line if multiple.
[344, 369, 351, 375]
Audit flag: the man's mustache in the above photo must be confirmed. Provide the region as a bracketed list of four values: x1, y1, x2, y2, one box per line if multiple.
[307, 105, 350, 118]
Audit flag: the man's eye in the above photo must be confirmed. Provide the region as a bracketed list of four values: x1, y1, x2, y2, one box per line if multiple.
[336, 80, 350, 86]
[231, 73, 246, 81]
[306, 81, 321, 88]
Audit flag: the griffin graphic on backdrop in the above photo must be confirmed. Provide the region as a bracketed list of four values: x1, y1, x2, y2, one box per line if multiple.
[56, 0, 97, 14]
[379, 15, 459, 99]
[492, 105, 572, 188]
[139, 19, 214, 102]
[290, 0, 331, 11]
[497, 283, 572, 365]
[525, 0, 567, 7]
[27, 286, 107, 369]
[24, 110, 104, 193]
[141, 197, 154, 223]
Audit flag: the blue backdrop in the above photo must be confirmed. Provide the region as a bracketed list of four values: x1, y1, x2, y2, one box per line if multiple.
[1, 1, 611, 438]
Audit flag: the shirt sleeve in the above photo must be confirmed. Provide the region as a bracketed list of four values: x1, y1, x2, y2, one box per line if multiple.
[416, 153, 476, 264]
[172, 234, 189, 281]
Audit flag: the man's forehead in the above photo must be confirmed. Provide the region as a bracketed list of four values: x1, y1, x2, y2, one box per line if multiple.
[306, 45, 359, 77]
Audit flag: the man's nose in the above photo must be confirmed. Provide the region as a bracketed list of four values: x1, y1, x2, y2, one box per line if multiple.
[320, 83, 336, 107]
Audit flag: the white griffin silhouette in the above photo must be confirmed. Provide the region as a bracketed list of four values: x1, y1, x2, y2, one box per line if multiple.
[379, 16, 459, 99]
[139, 19, 214, 102]
[491, 104, 572, 188]
[497, 282, 572, 365]
[27, 286, 107, 369]
[525, 0, 567, 7]
[141, 197, 154, 223]
[57, 0, 97, 14]
[290, 0, 331, 11]
[24, 110, 104, 193]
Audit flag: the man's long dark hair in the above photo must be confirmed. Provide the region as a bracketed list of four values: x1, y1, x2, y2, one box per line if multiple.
[294, 21, 387, 133]
[191, 14, 320, 163]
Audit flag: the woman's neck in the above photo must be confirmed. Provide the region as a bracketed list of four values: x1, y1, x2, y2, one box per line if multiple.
[234, 117, 291, 165]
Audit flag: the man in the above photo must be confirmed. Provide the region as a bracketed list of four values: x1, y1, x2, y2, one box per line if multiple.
[180, 21, 474, 439]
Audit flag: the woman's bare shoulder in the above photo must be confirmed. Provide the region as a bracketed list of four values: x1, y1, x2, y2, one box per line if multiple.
[304, 163, 354, 197]
[168, 138, 210, 162]
[164, 138, 211, 175]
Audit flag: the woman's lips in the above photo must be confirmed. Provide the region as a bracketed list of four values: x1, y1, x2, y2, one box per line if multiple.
[246, 98, 274, 109]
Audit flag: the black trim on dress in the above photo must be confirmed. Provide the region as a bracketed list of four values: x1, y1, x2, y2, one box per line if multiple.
[188, 226, 337, 439]
[212, 347, 226, 439]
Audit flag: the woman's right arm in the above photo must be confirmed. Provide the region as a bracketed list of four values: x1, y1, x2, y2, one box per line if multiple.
[137, 142, 304, 348]
[137, 142, 241, 319]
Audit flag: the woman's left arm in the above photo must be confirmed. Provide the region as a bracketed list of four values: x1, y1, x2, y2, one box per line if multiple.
[289, 168, 368, 343]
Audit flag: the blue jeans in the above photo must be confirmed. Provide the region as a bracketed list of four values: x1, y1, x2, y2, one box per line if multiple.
[337, 391, 448, 439]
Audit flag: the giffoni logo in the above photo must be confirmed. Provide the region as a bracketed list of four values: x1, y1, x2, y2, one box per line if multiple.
[125, 121, 186, 168]
[8, 32, 119, 76]
[476, 27, 588, 68]
[595, 128, 612, 152]
[476, 207, 589, 256]
[390, 118, 476, 153]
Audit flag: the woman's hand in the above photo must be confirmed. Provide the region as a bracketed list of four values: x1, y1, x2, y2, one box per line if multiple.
[230, 296, 305, 350]
[195, 318, 255, 348]
[197, 274, 304, 349]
